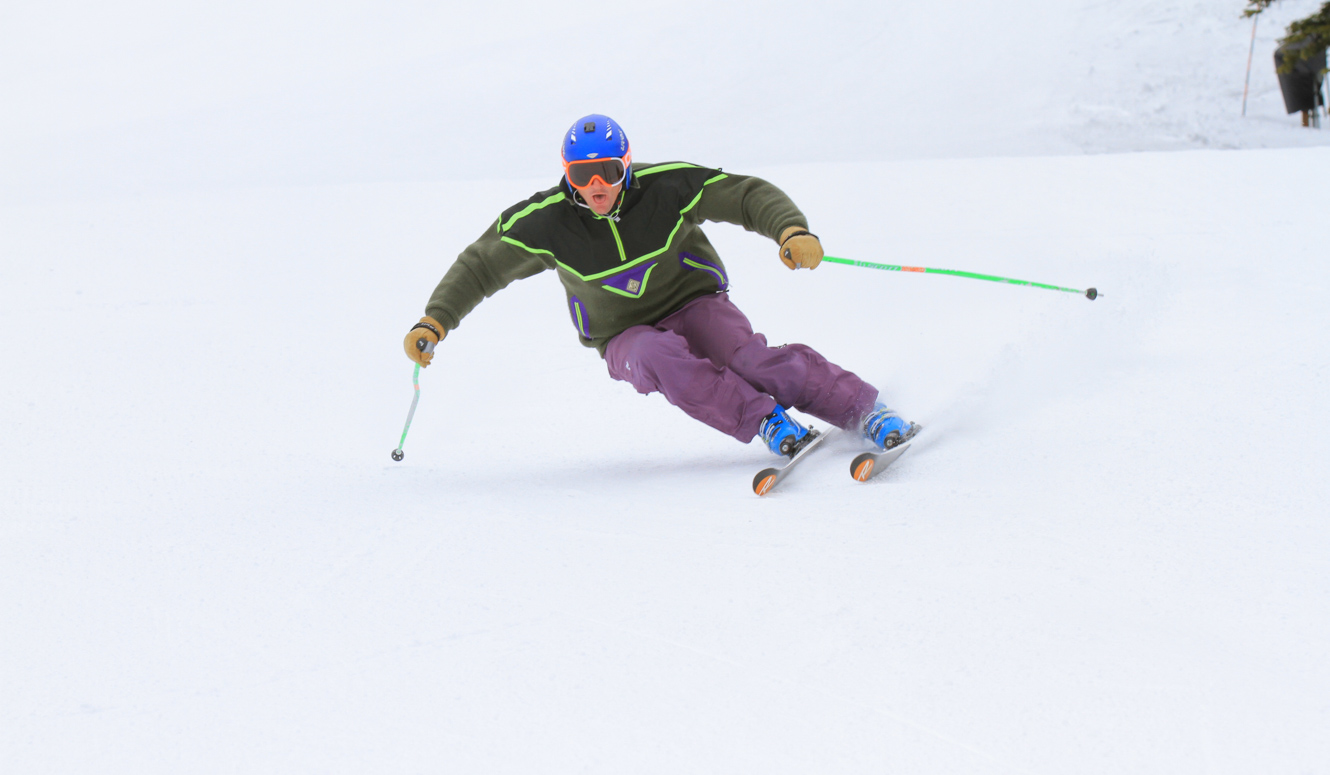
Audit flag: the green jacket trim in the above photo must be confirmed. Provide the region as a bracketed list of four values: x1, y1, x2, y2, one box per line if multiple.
[633, 162, 700, 177]
[681, 256, 727, 288]
[553, 173, 730, 282]
[501, 192, 566, 232]
[500, 235, 556, 258]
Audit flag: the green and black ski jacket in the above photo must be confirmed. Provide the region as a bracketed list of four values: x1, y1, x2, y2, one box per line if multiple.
[424, 162, 808, 356]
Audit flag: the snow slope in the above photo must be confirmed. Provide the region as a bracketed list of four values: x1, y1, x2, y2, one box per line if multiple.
[3, 1, 1330, 772]
[4, 147, 1328, 773]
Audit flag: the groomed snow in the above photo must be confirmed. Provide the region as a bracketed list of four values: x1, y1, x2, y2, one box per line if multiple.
[3, 2, 1328, 773]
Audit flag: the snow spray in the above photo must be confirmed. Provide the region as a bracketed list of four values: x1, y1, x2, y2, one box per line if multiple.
[822, 256, 1098, 300]
[391, 339, 436, 461]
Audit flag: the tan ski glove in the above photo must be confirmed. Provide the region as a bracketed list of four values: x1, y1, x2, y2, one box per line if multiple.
[403, 316, 445, 366]
[779, 226, 823, 270]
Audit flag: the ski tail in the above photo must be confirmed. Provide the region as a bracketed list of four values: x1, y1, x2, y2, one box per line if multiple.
[753, 469, 780, 495]
[849, 444, 911, 483]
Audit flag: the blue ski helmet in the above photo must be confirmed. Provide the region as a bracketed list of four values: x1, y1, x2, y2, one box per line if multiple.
[561, 114, 632, 189]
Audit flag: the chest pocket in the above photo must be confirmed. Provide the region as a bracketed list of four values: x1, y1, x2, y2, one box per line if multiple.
[600, 261, 657, 299]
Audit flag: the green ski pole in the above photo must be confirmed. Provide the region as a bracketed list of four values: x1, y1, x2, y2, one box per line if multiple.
[822, 256, 1099, 300]
[391, 338, 436, 462]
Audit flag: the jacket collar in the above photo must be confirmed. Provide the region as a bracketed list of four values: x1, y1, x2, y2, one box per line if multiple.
[566, 174, 641, 220]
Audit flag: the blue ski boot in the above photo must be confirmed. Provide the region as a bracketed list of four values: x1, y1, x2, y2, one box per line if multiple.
[758, 406, 810, 458]
[861, 403, 918, 450]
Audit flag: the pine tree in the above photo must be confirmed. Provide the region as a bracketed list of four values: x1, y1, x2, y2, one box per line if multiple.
[1244, 0, 1277, 16]
[1245, 1, 1330, 74]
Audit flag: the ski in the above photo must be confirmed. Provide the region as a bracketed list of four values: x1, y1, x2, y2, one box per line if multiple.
[752, 428, 833, 496]
[850, 423, 922, 483]
[850, 444, 911, 482]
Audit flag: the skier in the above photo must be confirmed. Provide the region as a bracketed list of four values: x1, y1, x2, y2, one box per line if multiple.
[403, 114, 916, 460]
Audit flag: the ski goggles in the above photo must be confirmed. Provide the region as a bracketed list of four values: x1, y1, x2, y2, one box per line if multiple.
[563, 155, 630, 189]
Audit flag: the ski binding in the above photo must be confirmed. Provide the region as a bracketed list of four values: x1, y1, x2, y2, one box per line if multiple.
[752, 428, 832, 496]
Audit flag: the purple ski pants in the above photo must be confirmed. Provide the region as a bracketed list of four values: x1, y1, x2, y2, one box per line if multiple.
[604, 292, 879, 443]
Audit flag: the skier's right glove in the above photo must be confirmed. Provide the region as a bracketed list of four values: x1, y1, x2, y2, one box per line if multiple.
[403, 316, 445, 367]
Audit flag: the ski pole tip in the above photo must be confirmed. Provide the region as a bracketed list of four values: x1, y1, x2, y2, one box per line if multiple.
[1085, 287, 1099, 301]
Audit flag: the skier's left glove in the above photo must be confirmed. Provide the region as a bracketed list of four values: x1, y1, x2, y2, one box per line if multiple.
[403, 316, 445, 367]
[779, 226, 823, 270]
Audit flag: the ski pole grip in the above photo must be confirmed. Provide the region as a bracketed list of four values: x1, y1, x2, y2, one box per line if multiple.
[415, 338, 437, 354]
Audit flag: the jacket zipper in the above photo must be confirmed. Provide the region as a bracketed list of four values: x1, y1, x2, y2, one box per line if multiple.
[605, 217, 628, 263]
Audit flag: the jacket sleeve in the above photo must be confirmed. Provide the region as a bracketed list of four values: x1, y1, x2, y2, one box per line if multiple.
[424, 218, 550, 331]
[691, 172, 809, 243]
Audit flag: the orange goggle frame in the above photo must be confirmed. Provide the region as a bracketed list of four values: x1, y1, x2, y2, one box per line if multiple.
[563, 153, 631, 189]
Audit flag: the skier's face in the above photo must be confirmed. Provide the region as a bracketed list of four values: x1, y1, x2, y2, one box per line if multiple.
[579, 177, 622, 215]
